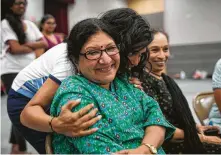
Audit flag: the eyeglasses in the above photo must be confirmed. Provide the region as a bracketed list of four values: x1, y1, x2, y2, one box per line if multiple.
[14, 1, 27, 6]
[80, 46, 119, 60]
[46, 22, 57, 26]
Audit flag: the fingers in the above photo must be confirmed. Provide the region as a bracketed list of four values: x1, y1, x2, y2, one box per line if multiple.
[134, 84, 143, 90]
[129, 77, 142, 85]
[80, 108, 98, 122]
[77, 103, 94, 118]
[80, 115, 102, 130]
[61, 99, 81, 111]
[114, 150, 129, 154]
[74, 128, 99, 137]
[210, 125, 220, 131]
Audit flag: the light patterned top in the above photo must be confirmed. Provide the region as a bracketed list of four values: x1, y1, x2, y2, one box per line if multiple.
[50, 74, 175, 154]
[209, 59, 221, 131]
[212, 59, 221, 89]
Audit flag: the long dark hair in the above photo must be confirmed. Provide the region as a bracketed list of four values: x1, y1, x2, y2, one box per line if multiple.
[162, 74, 205, 153]
[4, 0, 27, 44]
[150, 29, 205, 153]
[100, 8, 153, 78]
[67, 18, 118, 73]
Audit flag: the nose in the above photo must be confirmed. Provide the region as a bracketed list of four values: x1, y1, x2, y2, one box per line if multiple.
[157, 49, 165, 59]
[98, 51, 112, 64]
[128, 55, 140, 66]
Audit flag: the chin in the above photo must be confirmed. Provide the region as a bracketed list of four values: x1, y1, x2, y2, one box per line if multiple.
[96, 76, 115, 84]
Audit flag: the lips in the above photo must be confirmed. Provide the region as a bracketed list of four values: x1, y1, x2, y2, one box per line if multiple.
[96, 64, 115, 73]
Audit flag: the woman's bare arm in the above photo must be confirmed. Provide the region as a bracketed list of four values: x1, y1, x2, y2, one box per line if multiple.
[7, 40, 33, 54]
[115, 126, 166, 154]
[20, 78, 101, 136]
[214, 89, 221, 112]
[24, 39, 47, 50]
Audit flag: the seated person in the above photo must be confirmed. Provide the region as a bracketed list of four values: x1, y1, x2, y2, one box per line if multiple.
[135, 29, 221, 153]
[209, 58, 221, 132]
[50, 18, 175, 154]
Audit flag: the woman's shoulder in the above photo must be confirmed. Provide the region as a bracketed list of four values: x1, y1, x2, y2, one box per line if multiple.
[215, 59, 221, 71]
[61, 75, 84, 85]
[1, 19, 10, 28]
[59, 75, 91, 91]
[23, 20, 39, 29]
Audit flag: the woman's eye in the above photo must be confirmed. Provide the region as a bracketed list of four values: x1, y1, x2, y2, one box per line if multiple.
[164, 47, 169, 51]
[106, 46, 116, 52]
[151, 49, 159, 52]
[87, 51, 100, 55]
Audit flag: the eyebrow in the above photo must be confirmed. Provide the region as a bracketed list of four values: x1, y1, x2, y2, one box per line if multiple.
[85, 42, 115, 50]
[149, 45, 168, 48]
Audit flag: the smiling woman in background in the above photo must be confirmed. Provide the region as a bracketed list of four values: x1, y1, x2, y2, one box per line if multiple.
[139, 29, 221, 153]
[39, 14, 63, 51]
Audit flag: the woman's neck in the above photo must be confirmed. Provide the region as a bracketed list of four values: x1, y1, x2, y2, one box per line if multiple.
[99, 83, 110, 89]
[42, 31, 53, 36]
[145, 68, 162, 80]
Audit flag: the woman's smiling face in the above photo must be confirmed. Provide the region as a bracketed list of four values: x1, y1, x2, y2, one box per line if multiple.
[147, 32, 170, 75]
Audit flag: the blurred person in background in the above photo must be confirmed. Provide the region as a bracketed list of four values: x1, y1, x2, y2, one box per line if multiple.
[1, 0, 46, 153]
[208, 59, 221, 131]
[39, 14, 63, 51]
[132, 29, 221, 153]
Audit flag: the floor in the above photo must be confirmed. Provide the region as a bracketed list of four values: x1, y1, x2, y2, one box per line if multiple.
[1, 79, 213, 154]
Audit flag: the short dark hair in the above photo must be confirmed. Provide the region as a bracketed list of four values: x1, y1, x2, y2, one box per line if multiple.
[100, 8, 153, 77]
[39, 14, 55, 31]
[67, 18, 118, 72]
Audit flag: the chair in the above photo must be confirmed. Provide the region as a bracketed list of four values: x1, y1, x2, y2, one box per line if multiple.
[45, 134, 53, 154]
[192, 91, 214, 125]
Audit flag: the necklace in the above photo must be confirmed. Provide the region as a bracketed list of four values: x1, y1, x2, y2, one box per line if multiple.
[150, 72, 162, 78]
[145, 67, 162, 79]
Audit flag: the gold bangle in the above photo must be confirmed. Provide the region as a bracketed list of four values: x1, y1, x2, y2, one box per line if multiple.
[142, 143, 157, 154]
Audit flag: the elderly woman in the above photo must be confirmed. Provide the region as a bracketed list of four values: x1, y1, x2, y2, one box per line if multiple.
[50, 18, 175, 154]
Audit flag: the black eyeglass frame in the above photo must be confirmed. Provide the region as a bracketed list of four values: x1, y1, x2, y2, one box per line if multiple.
[79, 45, 120, 60]
[14, 1, 27, 6]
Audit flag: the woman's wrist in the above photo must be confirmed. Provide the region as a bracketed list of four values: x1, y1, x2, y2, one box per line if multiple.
[49, 116, 58, 133]
[139, 145, 152, 154]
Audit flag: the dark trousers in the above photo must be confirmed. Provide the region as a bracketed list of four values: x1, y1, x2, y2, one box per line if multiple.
[1, 73, 27, 151]
[7, 89, 48, 154]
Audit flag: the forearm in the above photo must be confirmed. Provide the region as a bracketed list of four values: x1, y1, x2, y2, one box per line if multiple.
[35, 48, 45, 58]
[20, 105, 53, 132]
[8, 40, 33, 54]
[25, 40, 47, 50]
[142, 126, 165, 148]
[214, 89, 221, 112]
[171, 127, 184, 141]
[10, 45, 33, 54]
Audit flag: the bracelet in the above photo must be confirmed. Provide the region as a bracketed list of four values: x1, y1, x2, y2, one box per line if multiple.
[49, 117, 56, 133]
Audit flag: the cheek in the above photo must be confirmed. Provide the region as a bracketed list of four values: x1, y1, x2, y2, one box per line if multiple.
[79, 59, 95, 74]
[114, 54, 120, 65]
[165, 52, 170, 60]
[148, 55, 155, 63]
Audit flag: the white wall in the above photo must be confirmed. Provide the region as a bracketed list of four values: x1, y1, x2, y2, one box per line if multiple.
[25, 0, 44, 23]
[68, 0, 127, 31]
[164, 0, 221, 45]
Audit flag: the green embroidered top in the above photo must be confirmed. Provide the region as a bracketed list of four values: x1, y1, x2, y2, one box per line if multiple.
[50, 74, 175, 154]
